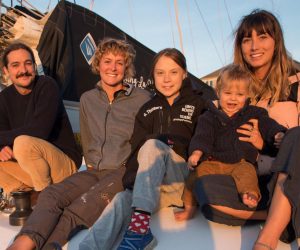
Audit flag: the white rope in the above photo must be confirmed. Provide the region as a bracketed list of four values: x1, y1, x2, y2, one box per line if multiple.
[173, 0, 184, 54]
[46, 0, 52, 12]
[0, 0, 2, 27]
[185, 0, 199, 73]
[217, 0, 227, 64]
[127, 0, 136, 38]
[223, 0, 233, 33]
[166, 0, 176, 48]
[89, 0, 94, 11]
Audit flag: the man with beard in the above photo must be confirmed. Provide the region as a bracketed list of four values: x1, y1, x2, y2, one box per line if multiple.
[0, 42, 82, 205]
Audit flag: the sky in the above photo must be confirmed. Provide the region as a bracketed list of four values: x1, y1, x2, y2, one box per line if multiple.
[2, 0, 300, 78]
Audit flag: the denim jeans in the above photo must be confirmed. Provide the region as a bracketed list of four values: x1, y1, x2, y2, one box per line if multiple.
[79, 139, 189, 250]
[132, 139, 188, 212]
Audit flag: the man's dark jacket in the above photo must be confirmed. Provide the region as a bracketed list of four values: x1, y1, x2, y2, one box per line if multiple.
[0, 75, 82, 167]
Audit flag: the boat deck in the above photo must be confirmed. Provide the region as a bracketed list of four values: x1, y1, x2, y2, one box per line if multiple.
[1, 207, 298, 250]
[0, 105, 299, 249]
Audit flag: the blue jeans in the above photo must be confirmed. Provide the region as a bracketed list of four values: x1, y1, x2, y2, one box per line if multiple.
[79, 139, 188, 250]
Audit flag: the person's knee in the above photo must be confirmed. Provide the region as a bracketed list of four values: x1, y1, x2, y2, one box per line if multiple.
[115, 190, 132, 205]
[235, 162, 256, 174]
[139, 139, 167, 155]
[13, 135, 36, 158]
[37, 184, 66, 207]
[141, 139, 157, 149]
[113, 191, 126, 201]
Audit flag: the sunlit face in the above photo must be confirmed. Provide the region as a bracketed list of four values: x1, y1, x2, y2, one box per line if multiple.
[219, 78, 249, 117]
[241, 29, 275, 78]
[98, 52, 126, 87]
[153, 55, 186, 105]
[3, 49, 36, 94]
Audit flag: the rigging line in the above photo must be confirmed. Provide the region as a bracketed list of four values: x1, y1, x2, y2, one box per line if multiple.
[4, 5, 35, 20]
[270, 0, 274, 12]
[2, 14, 15, 26]
[89, 0, 94, 11]
[127, 0, 136, 38]
[166, 0, 176, 48]
[193, 0, 224, 65]
[16, 0, 44, 17]
[173, 0, 184, 54]
[218, 0, 226, 63]
[46, 0, 52, 12]
[185, 0, 199, 73]
[223, 0, 233, 33]
[0, 0, 2, 27]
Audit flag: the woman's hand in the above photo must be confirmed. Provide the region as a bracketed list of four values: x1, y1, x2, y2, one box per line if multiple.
[237, 119, 264, 150]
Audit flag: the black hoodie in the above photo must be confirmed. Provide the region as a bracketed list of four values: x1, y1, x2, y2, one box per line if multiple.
[122, 78, 206, 189]
[189, 100, 287, 164]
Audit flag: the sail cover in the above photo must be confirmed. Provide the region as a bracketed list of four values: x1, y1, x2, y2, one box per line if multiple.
[37, 0, 216, 101]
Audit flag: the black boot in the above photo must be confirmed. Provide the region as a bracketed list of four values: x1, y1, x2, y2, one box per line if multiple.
[9, 190, 33, 226]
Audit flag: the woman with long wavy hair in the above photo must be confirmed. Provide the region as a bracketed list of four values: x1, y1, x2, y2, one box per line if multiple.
[194, 9, 300, 250]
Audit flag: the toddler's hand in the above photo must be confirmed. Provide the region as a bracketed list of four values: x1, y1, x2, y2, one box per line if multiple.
[274, 132, 285, 148]
[187, 151, 202, 170]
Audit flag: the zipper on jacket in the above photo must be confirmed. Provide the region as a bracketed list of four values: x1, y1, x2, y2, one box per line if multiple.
[96, 104, 111, 170]
[96, 90, 114, 170]
[159, 104, 172, 134]
[167, 114, 171, 130]
[166, 104, 172, 133]
[159, 109, 163, 134]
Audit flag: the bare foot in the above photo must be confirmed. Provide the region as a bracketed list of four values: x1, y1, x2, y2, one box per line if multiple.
[252, 229, 279, 250]
[253, 241, 274, 250]
[7, 235, 36, 250]
[174, 206, 196, 221]
[242, 192, 259, 208]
